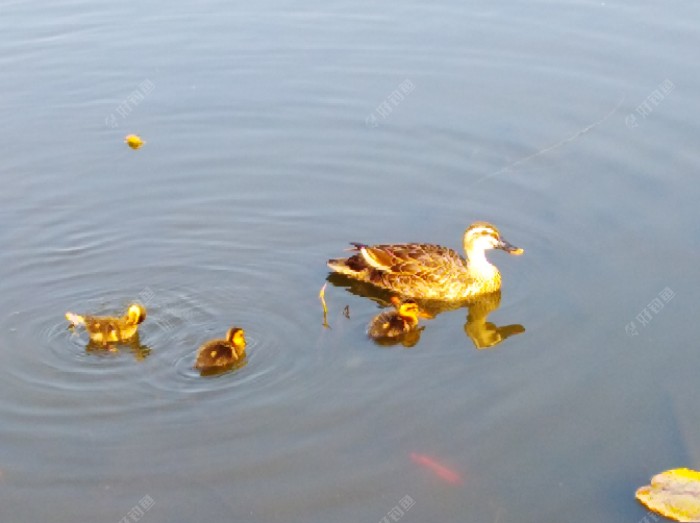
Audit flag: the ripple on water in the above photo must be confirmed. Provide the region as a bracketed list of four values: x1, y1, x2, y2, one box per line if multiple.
[146, 287, 309, 403]
[0, 262, 314, 423]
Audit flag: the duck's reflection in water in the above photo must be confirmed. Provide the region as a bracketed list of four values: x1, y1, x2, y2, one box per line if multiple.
[462, 291, 525, 349]
[372, 327, 425, 348]
[326, 273, 525, 349]
[198, 358, 248, 377]
[84, 333, 152, 361]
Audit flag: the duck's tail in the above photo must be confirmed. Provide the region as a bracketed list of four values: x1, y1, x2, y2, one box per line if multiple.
[65, 312, 85, 327]
[327, 257, 368, 277]
[327, 243, 373, 277]
[327, 257, 352, 275]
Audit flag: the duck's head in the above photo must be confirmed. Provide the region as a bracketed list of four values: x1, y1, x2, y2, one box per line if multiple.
[390, 297, 432, 322]
[126, 303, 147, 325]
[226, 327, 246, 349]
[463, 222, 524, 257]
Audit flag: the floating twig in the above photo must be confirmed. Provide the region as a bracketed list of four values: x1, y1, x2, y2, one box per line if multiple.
[319, 283, 330, 329]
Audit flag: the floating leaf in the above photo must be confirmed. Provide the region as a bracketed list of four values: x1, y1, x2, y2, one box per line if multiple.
[125, 134, 145, 149]
[636, 468, 700, 522]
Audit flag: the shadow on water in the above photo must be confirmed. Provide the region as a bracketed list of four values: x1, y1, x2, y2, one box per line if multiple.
[326, 273, 526, 349]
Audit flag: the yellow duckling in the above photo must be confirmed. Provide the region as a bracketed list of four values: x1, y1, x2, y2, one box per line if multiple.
[65, 303, 147, 344]
[328, 222, 523, 300]
[195, 327, 246, 371]
[367, 297, 431, 340]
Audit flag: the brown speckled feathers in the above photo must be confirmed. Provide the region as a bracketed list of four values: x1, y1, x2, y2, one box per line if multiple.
[328, 242, 492, 300]
[327, 223, 522, 300]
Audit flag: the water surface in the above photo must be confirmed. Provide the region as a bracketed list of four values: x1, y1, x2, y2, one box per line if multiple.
[2, 1, 700, 522]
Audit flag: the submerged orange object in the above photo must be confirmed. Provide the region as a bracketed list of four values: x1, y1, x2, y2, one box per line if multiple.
[125, 134, 145, 149]
[636, 468, 700, 522]
[410, 452, 463, 485]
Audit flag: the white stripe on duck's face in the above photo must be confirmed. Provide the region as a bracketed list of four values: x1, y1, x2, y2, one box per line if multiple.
[465, 226, 501, 251]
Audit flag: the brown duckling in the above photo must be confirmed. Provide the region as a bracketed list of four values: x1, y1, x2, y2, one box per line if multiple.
[65, 303, 146, 345]
[195, 327, 246, 371]
[367, 297, 431, 340]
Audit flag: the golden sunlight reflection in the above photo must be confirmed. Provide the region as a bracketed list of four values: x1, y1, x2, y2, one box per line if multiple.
[326, 274, 525, 349]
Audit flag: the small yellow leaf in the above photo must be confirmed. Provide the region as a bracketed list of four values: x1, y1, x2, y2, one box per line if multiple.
[636, 468, 700, 522]
[125, 134, 145, 149]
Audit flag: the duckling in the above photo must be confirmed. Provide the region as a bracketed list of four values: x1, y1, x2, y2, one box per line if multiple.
[328, 222, 523, 300]
[65, 303, 146, 344]
[195, 327, 246, 371]
[367, 297, 431, 340]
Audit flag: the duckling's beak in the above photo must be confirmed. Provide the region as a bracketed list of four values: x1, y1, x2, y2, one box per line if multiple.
[418, 310, 433, 319]
[497, 239, 524, 255]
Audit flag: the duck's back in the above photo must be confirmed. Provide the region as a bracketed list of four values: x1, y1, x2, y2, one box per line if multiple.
[83, 315, 138, 343]
[195, 340, 236, 369]
[368, 310, 412, 339]
[329, 242, 472, 298]
[355, 242, 464, 270]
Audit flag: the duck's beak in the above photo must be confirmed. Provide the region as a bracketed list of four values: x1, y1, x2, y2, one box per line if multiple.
[497, 239, 524, 255]
[418, 310, 434, 319]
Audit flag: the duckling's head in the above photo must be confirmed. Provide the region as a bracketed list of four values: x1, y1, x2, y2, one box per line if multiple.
[226, 327, 246, 349]
[126, 303, 147, 325]
[393, 298, 432, 322]
[464, 222, 524, 256]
